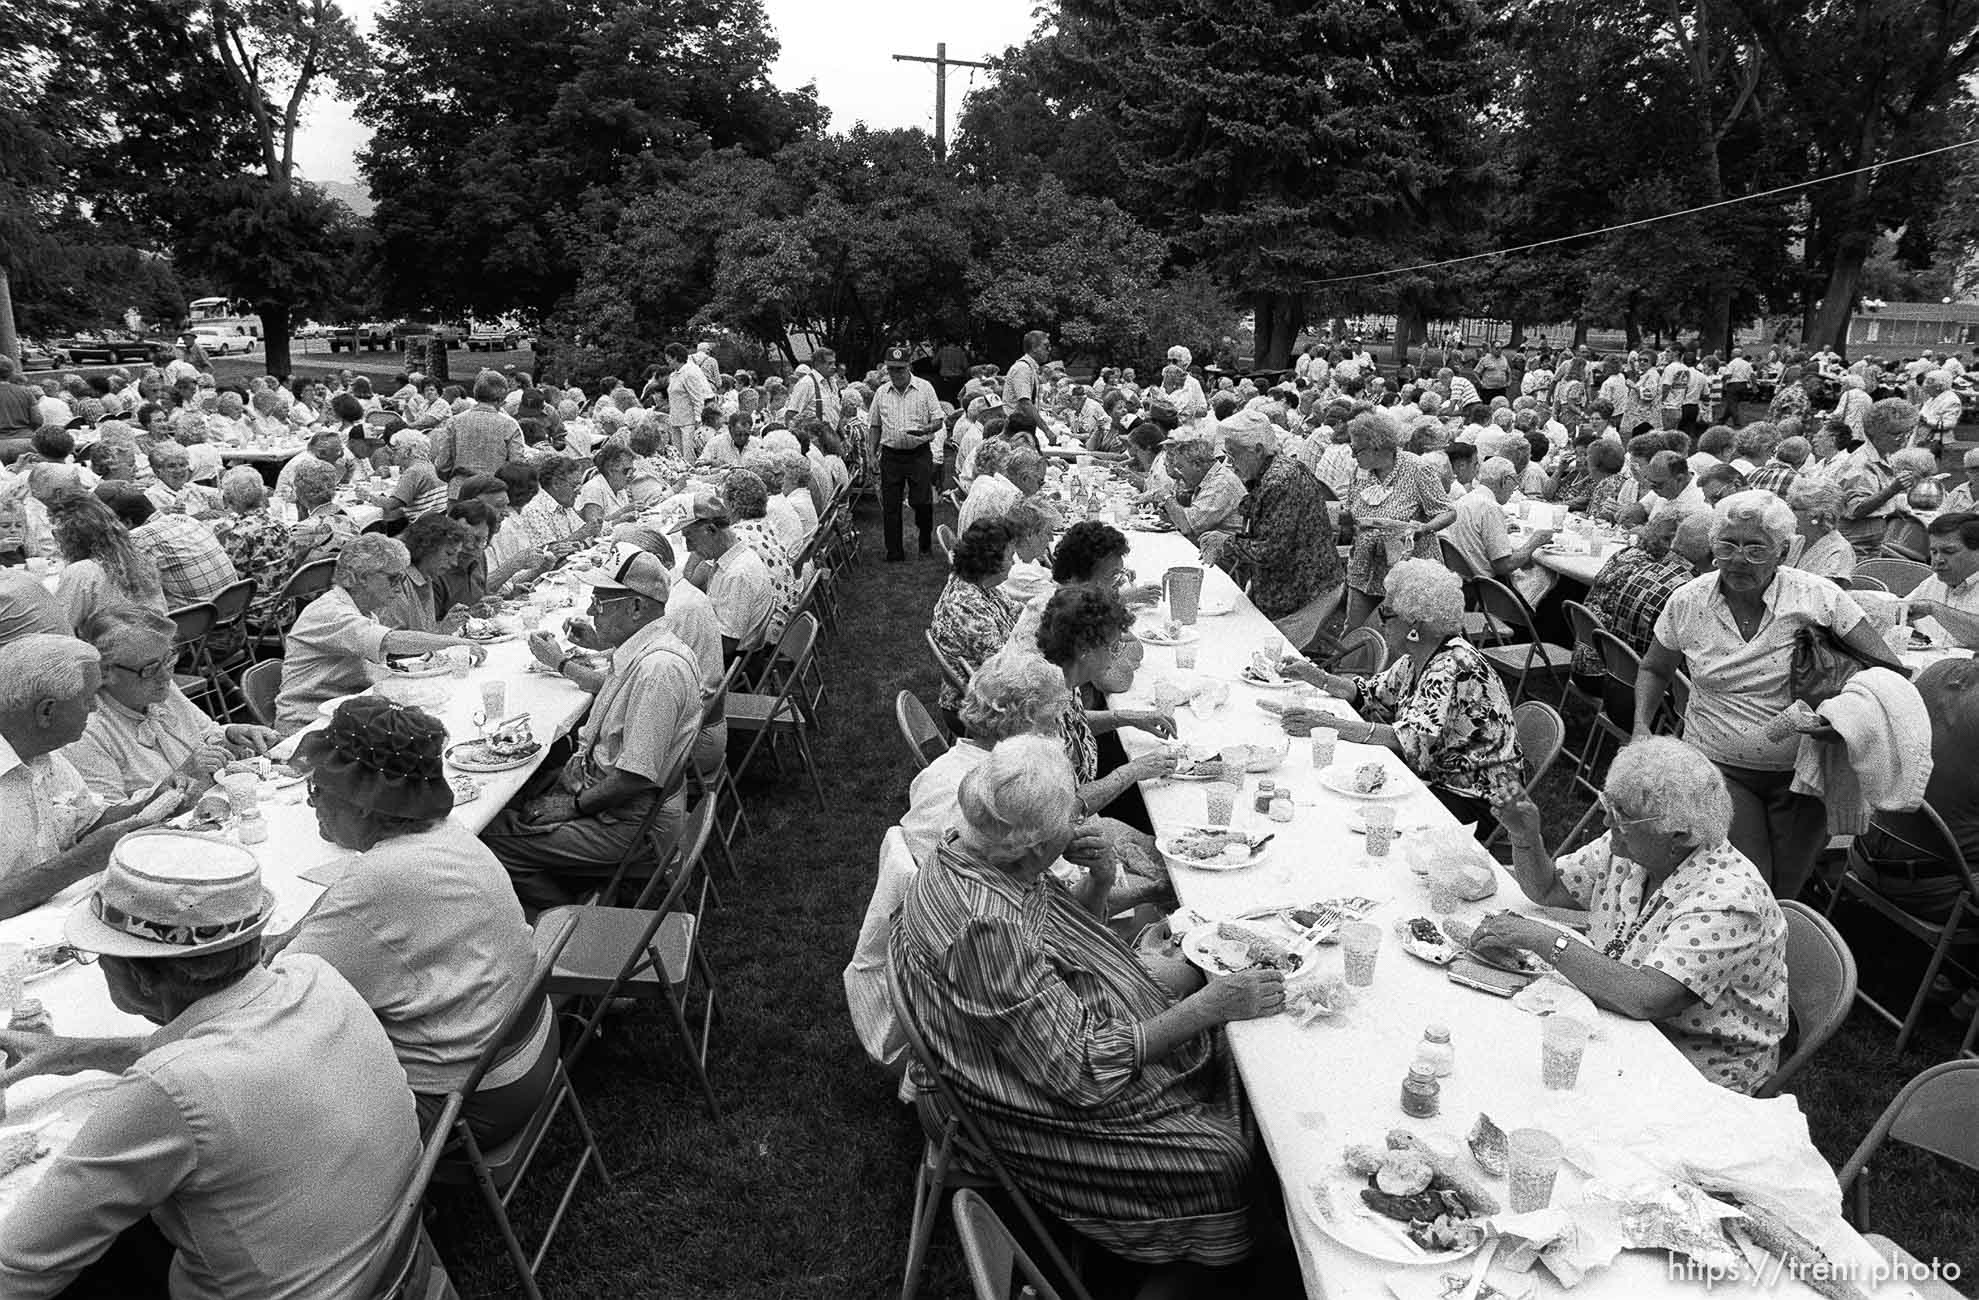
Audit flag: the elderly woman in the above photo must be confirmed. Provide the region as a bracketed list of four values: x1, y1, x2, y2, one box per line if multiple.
[1117, 421, 1171, 495]
[289, 454, 358, 566]
[141, 441, 222, 517]
[1034, 584, 1178, 818]
[274, 696, 551, 1145]
[1146, 437, 1247, 542]
[1205, 414, 1344, 650]
[577, 444, 639, 531]
[1341, 410, 1455, 628]
[1580, 437, 1630, 522]
[718, 471, 802, 639]
[931, 518, 1023, 730]
[997, 501, 1058, 604]
[273, 534, 488, 733]
[386, 512, 472, 633]
[210, 466, 297, 632]
[775, 449, 819, 537]
[1838, 398, 1918, 558]
[1472, 738, 1789, 1095]
[64, 607, 278, 801]
[742, 451, 805, 552]
[48, 488, 168, 630]
[805, 420, 850, 512]
[1280, 559, 1524, 836]
[362, 429, 448, 524]
[1634, 491, 1894, 897]
[890, 734, 1274, 1272]
[1783, 476, 1855, 580]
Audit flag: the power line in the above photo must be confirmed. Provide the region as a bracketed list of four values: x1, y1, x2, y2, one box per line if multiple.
[1301, 135, 1979, 287]
[890, 44, 990, 162]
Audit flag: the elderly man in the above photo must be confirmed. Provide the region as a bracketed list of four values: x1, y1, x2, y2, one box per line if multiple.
[489, 548, 703, 907]
[698, 411, 756, 469]
[1914, 369, 1964, 454]
[510, 452, 594, 555]
[1002, 330, 1049, 415]
[140, 442, 222, 517]
[1838, 397, 1920, 558]
[680, 491, 776, 657]
[288, 454, 358, 566]
[958, 443, 1044, 534]
[1202, 415, 1344, 649]
[1937, 448, 1979, 514]
[1907, 512, 1979, 649]
[0, 836, 428, 1298]
[1148, 436, 1247, 542]
[433, 369, 526, 482]
[1697, 462, 1748, 508]
[1746, 434, 1807, 498]
[1570, 508, 1697, 680]
[1622, 449, 1705, 526]
[0, 634, 183, 919]
[273, 534, 487, 732]
[272, 427, 353, 503]
[867, 343, 943, 562]
[1443, 455, 1556, 579]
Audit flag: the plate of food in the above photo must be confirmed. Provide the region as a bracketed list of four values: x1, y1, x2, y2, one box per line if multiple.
[221, 757, 303, 789]
[1125, 513, 1177, 533]
[386, 652, 459, 679]
[25, 943, 89, 983]
[456, 616, 516, 645]
[1240, 653, 1298, 689]
[1439, 917, 1553, 975]
[444, 735, 543, 773]
[1157, 825, 1274, 869]
[1181, 920, 1307, 977]
[1310, 1135, 1494, 1265]
[1135, 620, 1198, 646]
[1394, 916, 1462, 966]
[1165, 745, 1242, 782]
[1319, 760, 1407, 799]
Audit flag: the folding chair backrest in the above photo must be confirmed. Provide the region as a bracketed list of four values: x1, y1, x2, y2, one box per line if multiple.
[936, 523, 959, 562]
[1761, 900, 1858, 1098]
[1511, 700, 1564, 787]
[1591, 629, 1640, 733]
[1838, 1060, 1979, 1226]
[1845, 574, 1889, 594]
[285, 556, 339, 606]
[1562, 599, 1601, 666]
[1853, 558, 1930, 597]
[1332, 626, 1388, 676]
[168, 601, 219, 646]
[358, 1091, 462, 1300]
[1862, 800, 1979, 902]
[1438, 534, 1479, 581]
[924, 628, 970, 695]
[952, 1189, 1066, 1300]
[701, 656, 744, 731]
[895, 691, 949, 770]
[457, 914, 577, 1099]
[209, 578, 258, 629]
[1473, 576, 1537, 639]
[241, 660, 283, 728]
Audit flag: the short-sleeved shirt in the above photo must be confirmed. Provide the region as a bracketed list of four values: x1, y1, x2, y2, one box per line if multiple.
[512, 490, 586, 553]
[1345, 450, 1447, 596]
[1177, 462, 1248, 536]
[56, 557, 168, 633]
[214, 514, 296, 629]
[1652, 567, 1867, 769]
[0, 957, 419, 1300]
[1443, 485, 1512, 577]
[0, 731, 102, 900]
[275, 585, 391, 732]
[667, 362, 715, 429]
[64, 685, 225, 801]
[131, 513, 238, 607]
[1351, 637, 1524, 802]
[1785, 528, 1855, 581]
[1575, 546, 1692, 676]
[286, 823, 534, 1092]
[957, 474, 1022, 534]
[0, 568, 67, 644]
[576, 474, 628, 521]
[1002, 355, 1041, 409]
[703, 538, 776, 650]
[1837, 444, 1903, 554]
[433, 406, 524, 478]
[1213, 452, 1342, 620]
[386, 459, 448, 519]
[566, 620, 700, 792]
[1555, 833, 1788, 1094]
[868, 378, 943, 450]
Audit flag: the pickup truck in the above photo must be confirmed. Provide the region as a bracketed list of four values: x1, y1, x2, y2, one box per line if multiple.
[466, 322, 527, 351]
[328, 322, 396, 353]
[55, 332, 173, 365]
[391, 321, 463, 348]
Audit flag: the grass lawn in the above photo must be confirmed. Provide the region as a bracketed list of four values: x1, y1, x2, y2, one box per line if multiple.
[420, 492, 1978, 1300]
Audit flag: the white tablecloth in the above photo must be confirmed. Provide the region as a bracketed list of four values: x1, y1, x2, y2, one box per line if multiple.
[1114, 532, 1915, 1300]
[0, 600, 594, 1223]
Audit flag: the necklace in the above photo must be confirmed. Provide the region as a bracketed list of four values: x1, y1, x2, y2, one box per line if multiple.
[1603, 883, 1671, 959]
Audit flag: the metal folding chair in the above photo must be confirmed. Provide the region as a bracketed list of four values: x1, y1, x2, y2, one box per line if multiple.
[434, 914, 611, 1300]
[1482, 701, 1566, 851]
[935, 523, 959, 563]
[1757, 901, 1858, 1098]
[895, 691, 949, 771]
[727, 613, 827, 808]
[1837, 1060, 1979, 1300]
[687, 657, 750, 894]
[241, 660, 283, 728]
[358, 1093, 461, 1300]
[924, 628, 971, 705]
[166, 601, 225, 716]
[542, 798, 721, 1119]
[1852, 558, 1931, 597]
[951, 1189, 1069, 1300]
[1472, 577, 1573, 704]
[1559, 629, 1643, 850]
[1328, 625, 1388, 676]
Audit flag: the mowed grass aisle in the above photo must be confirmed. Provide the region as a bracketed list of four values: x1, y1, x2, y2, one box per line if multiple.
[439, 494, 1979, 1299]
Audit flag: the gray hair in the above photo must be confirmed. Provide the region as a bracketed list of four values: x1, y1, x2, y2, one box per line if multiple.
[79, 606, 177, 665]
[1003, 447, 1044, 480]
[1346, 410, 1404, 453]
[1604, 736, 1733, 847]
[1476, 455, 1518, 490]
[1731, 424, 1778, 461]
[0, 633, 100, 716]
[1638, 508, 1684, 559]
[1890, 448, 1939, 480]
[973, 440, 1010, 477]
[390, 430, 432, 459]
[1002, 501, 1054, 546]
[1671, 510, 1716, 568]
[1711, 489, 1795, 549]
[1863, 397, 1917, 444]
[146, 442, 189, 466]
[959, 649, 1072, 743]
[333, 533, 409, 588]
[1773, 435, 1811, 467]
[1786, 475, 1844, 522]
[778, 449, 812, 484]
[1167, 438, 1217, 471]
[1383, 558, 1465, 633]
[219, 466, 267, 513]
[955, 733, 1078, 863]
[292, 455, 343, 506]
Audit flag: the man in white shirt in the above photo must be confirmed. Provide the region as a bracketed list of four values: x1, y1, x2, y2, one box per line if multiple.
[665, 342, 715, 459]
[1723, 353, 1754, 425]
[1941, 448, 1979, 514]
[1911, 513, 1979, 648]
[783, 348, 840, 427]
[1002, 331, 1049, 415]
[1441, 457, 1557, 579]
[1914, 370, 1964, 454]
[681, 492, 776, 655]
[1623, 450, 1705, 525]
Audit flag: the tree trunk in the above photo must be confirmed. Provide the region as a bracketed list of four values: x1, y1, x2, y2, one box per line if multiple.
[1251, 291, 1303, 371]
[1702, 284, 1733, 358]
[1623, 310, 1641, 351]
[1393, 299, 1424, 367]
[1508, 317, 1526, 349]
[0, 266, 16, 367]
[257, 300, 292, 378]
[1807, 238, 1871, 355]
[1572, 319, 1589, 348]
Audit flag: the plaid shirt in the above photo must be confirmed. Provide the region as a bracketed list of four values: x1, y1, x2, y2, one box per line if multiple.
[1746, 460, 1797, 499]
[131, 514, 239, 607]
[432, 406, 525, 478]
[1574, 547, 1693, 676]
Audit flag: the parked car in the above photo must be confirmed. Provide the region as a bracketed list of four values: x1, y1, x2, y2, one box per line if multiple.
[466, 321, 528, 351]
[190, 325, 257, 356]
[18, 338, 70, 370]
[327, 322, 396, 353]
[391, 320, 463, 348]
[56, 331, 174, 364]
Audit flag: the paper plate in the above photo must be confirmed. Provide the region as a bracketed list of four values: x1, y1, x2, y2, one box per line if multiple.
[1303, 1178, 1481, 1267]
[1181, 920, 1308, 977]
[1135, 625, 1199, 646]
[1156, 824, 1274, 870]
[1319, 763, 1409, 800]
[444, 740, 543, 773]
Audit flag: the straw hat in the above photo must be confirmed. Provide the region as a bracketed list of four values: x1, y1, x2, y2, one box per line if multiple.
[66, 830, 273, 959]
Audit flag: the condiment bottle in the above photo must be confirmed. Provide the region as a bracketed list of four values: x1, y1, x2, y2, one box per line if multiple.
[1415, 1025, 1455, 1077]
[9, 999, 51, 1036]
[237, 810, 268, 846]
[1400, 1063, 1441, 1118]
[1253, 780, 1275, 815]
[1269, 789, 1294, 823]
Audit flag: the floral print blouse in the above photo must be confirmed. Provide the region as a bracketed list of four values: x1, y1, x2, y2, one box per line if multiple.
[929, 576, 1019, 713]
[1351, 637, 1524, 802]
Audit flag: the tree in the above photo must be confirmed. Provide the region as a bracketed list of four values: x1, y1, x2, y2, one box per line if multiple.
[1013, 0, 1494, 369]
[358, 0, 821, 321]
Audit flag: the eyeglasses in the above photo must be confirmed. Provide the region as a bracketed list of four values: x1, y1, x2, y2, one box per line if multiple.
[1709, 540, 1779, 564]
[1375, 606, 1397, 621]
[112, 653, 177, 681]
[1598, 794, 1658, 830]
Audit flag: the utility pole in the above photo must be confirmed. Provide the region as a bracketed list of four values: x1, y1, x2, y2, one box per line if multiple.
[891, 43, 989, 162]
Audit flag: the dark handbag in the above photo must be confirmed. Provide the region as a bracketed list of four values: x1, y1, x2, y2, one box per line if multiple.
[1788, 622, 1908, 708]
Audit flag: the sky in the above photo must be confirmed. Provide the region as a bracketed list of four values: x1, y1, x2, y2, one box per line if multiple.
[293, 0, 1042, 184]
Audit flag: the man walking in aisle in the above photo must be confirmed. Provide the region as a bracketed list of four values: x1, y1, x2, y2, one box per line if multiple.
[868, 344, 943, 562]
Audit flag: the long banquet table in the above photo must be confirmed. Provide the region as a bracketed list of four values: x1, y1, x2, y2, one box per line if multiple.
[0, 595, 596, 1225]
[1110, 530, 1921, 1300]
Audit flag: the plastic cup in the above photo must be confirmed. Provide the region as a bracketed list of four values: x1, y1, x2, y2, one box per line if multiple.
[1361, 804, 1396, 858]
[1310, 732, 1337, 768]
[1174, 642, 1198, 670]
[1507, 1128, 1564, 1212]
[0, 943, 24, 1012]
[1541, 1014, 1592, 1090]
[218, 771, 259, 815]
[1164, 566, 1203, 625]
[1427, 862, 1463, 914]
[1205, 782, 1238, 827]
[479, 680, 509, 721]
[1341, 922, 1382, 986]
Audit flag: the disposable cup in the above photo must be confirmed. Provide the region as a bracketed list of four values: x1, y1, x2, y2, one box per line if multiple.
[1310, 732, 1336, 768]
[1341, 922, 1381, 986]
[1362, 804, 1396, 858]
[218, 771, 260, 815]
[1164, 567, 1203, 625]
[1507, 1128, 1564, 1212]
[1427, 862, 1463, 914]
[479, 680, 509, 721]
[1174, 642, 1198, 670]
[1541, 1014, 1591, 1090]
[1205, 782, 1239, 827]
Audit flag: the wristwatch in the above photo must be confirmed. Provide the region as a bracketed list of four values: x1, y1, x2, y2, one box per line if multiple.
[1549, 934, 1573, 962]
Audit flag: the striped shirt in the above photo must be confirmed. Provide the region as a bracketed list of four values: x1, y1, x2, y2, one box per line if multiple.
[867, 377, 942, 451]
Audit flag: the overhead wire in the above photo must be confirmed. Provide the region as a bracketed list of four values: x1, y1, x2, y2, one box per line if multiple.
[1300, 135, 1979, 287]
